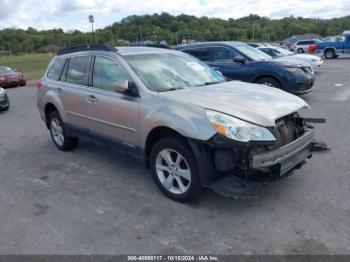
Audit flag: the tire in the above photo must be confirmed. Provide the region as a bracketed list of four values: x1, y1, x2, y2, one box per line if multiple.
[150, 136, 202, 202]
[256, 77, 281, 89]
[297, 48, 304, 53]
[49, 111, 78, 151]
[324, 48, 335, 59]
[0, 106, 9, 111]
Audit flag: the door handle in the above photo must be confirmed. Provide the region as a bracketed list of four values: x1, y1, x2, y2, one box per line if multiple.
[211, 66, 221, 71]
[87, 95, 97, 103]
[56, 88, 63, 94]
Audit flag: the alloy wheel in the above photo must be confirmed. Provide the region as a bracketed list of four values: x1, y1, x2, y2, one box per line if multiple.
[51, 118, 64, 146]
[155, 149, 191, 194]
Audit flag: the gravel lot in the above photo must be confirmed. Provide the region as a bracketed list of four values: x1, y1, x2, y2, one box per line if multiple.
[0, 57, 349, 255]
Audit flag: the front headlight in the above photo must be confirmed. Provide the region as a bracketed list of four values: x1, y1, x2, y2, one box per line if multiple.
[285, 67, 304, 74]
[205, 110, 276, 142]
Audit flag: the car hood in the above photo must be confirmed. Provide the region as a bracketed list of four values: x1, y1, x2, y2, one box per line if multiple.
[292, 54, 321, 61]
[0, 72, 21, 77]
[271, 57, 311, 68]
[158, 81, 310, 127]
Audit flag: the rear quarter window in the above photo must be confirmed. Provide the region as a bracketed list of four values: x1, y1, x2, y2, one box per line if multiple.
[47, 59, 66, 80]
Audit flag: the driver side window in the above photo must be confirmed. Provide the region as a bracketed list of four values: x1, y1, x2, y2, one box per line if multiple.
[93, 56, 129, 91]
[211, 47, 238, 62]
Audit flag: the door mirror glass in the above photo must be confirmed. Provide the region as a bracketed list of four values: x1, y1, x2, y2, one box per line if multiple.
[233, 57, 246, 64]
[114, 80, 131, 93]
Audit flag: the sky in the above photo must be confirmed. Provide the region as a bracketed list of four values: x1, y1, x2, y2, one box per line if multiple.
[0, 0, 349, 32]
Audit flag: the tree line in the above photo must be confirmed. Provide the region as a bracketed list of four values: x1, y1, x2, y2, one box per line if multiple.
[1, 13, 350, 54]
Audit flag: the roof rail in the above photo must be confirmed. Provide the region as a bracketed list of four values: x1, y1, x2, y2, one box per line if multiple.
[57, 44, 117, 56]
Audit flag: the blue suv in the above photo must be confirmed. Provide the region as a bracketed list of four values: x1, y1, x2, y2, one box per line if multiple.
[176, 42, 315, 94]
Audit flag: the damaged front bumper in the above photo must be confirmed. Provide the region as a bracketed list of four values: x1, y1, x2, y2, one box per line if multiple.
[251, 129, 314, 176]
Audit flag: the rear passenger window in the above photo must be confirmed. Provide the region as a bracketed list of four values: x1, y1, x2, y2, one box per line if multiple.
[185, 48, 210, 62]
[92, 56, 129, 91]
[66, 56, 92, 86]
[47, 59, 66, 80]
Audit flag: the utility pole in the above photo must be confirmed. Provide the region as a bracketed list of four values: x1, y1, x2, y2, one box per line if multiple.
[6, 42, 12, 56]
[139, 25, 143, 43]
[252, 24, 256, 41]
[89, 15, 96, 43]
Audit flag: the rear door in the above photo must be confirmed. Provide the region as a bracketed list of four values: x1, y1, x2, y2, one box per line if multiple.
[344, 35, 350, 53]
[86, 55, 140, 149]
[60, 55, 92, 131]
[46, 56, 92, 131]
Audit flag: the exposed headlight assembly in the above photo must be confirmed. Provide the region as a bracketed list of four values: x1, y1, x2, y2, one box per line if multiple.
[205, 110, 276, 142]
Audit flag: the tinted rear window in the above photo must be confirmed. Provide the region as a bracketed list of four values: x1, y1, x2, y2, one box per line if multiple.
[185, 48, 210, 62]
[47, 59, 66, 80]
[66, 56, 92, 86]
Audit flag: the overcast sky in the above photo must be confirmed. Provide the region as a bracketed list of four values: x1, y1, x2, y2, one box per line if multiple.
[1, 0, 349, 32]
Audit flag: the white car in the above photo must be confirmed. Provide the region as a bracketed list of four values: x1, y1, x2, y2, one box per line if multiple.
[293, 40, 319, 53]
[257, 46, 323, 68]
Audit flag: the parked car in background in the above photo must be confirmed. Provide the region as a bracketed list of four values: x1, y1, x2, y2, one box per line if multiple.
[37, 44, 315, 202]
[0, 87, 10, 111]
[176, 42, 315, 94]
[257, 46, 323, 68]
[293, 40, 320, 53]
[314, 32, 350, 59]
[0, 66, 26, 88]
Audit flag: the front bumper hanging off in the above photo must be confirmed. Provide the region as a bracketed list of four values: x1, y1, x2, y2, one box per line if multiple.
[251, 129, 314, 176]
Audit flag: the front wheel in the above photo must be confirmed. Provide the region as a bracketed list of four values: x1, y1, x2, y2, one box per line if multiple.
[297, 48, 304, 53]
[150, 136, 202, 202]
[324, 49, 336, 59]
[256, 77, 281, 89]
[49, 111, 78, 151]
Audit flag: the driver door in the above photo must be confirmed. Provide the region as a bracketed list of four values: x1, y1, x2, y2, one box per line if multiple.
[86, 55, 140, 148]
[207, 46, 248, 81]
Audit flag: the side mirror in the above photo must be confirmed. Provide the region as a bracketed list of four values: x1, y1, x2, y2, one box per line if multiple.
[233, 57, 246, 64]
[114, 80, 132, 93]
[13, 68, 17, 72]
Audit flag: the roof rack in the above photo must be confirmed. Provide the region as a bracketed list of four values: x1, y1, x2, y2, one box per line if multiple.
[57, 44, 117, 56]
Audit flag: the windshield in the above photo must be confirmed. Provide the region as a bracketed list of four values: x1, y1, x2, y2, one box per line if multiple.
[124, 53, 225, 92]
[0, 67, 14, 74]
[234, 45, 272, 61]
[274, 46, 294, 56]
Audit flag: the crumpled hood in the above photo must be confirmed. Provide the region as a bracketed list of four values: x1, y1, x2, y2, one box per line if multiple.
[158, 81, 310, 127]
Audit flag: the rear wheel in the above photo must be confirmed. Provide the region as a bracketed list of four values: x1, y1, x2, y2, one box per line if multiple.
[256, 77, 281, 89]
[49, 111, 78, 151]
[324, 48, 336, 59]
[150, 136, 201, 202]
[297, 48, 304, 53]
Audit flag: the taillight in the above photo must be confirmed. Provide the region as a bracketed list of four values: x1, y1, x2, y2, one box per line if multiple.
[36, 80, 42, 89]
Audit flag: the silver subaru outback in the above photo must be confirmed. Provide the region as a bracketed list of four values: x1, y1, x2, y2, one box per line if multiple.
[37, 44, 314, 202]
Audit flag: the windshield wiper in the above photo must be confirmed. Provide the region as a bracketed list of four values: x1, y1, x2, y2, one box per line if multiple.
[158, 87, 184, 92]
[196, 81, 223, 87]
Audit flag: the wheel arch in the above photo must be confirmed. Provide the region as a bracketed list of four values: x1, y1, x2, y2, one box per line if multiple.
[44, 103, 59, 128]
[144, 126, 218, 186]
[144, 126, 188, 168]
[253, 74, 283, 88]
